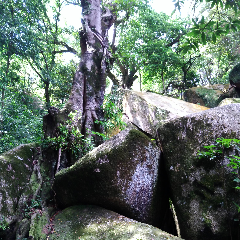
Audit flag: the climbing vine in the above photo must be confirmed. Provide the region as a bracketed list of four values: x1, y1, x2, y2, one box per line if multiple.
[42, 91, 126, 162]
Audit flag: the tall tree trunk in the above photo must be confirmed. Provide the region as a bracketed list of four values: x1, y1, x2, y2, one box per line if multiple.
[44, 80, 51, 108]
[42, 0, 113, 178]
[67, 0, 112, 146]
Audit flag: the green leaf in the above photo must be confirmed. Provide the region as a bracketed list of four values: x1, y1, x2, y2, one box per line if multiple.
[234, 178, 240, 183]
[201, 32, 206, 45]
[211, 1, 216, 8]
[225, 24, 230, 33]
[199, 16, 205, 24]
[188, 29, 201, 37]
[231, 24, 238, 32]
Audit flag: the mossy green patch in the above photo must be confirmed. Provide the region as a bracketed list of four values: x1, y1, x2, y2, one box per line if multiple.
[0, 144, 37, 218]
[48, 205, 183, 240]
[29, 211, 49, 239]
[195, 87, 221, 108]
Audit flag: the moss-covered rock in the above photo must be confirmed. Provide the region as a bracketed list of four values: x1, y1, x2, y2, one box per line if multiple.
[53, 128, 163, 227]
[16, 218, 31, 239]
[123, 90, 208, 137]
[157, 103, 240, 240]
[0, 144, 37, 222]
[183, 84, 232, 108]
[48, 205, 183, 240]
[29, 210, 50, 239]
[0, 144, 52, 239]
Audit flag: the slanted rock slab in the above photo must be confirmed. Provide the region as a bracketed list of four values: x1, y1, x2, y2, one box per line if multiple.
[53, 129, 163, 227]
[0, 144, 40, 238]
[123, 90, 208, 136]
[48, 205, 183, 240]
[157, 103, 240, 240]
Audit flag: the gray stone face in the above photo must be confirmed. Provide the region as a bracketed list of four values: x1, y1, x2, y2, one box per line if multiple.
[0, 144, 36, 220]
[0, 144, 42, 239]
[157, 104, 240, 240]
[47, 205, 183, 240]
[123, 90, 208, 137]
[218, 98, 240, 106]
[53, 129, 163, 227]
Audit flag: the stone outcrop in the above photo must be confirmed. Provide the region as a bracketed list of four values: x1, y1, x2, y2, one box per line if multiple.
[3, 90, 240, 240]
[53, 128, 166, 228]
[157, 103, 240, 240]
[183, 84, 231, 108]
[123, 90, 208, 137]
[218, 98, 240, 106]
[0, 144, 41, 239]
[46, 205, 183, 240]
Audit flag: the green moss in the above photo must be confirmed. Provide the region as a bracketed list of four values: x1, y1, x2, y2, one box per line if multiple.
[29, 211, 49, 239]
[0, 144, 38, 217]
[48, 205, 182, 240]
[195, 87, 220, 108]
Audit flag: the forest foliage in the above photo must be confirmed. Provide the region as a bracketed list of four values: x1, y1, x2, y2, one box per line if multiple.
[0, 0, 239, 153]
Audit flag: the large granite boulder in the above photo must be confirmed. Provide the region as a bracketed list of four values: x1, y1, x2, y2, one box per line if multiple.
[53, 128, 166, 228]
[45, 205, 183, 240]
[157, 104, 240, 240]
[0, 144, 41, 239]
[123, 90, 208, 137]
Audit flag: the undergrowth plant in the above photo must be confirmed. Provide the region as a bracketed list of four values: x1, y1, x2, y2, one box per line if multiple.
[42, 111, 94, 159]
[24, 196, 42, 219]
[95, 89, 126, 140]
[0, 216, 9, 231]
[198, 137, 240, 210]
[42, 90, 126, 162]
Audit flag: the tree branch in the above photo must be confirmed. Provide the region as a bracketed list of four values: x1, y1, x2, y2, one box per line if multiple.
[55, 41, 78, 55]
[166, 33, 184, 47]
[107, 71, 120, 86]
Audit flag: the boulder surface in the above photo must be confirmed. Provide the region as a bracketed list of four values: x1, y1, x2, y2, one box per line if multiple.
[0, 144, 40, 239]
[47, 205, 183, 240]
[218, 98, 240, 107]
[157, 103, 240, 240]
[53, 129, 164, 227]
[123, 90, 208, 137]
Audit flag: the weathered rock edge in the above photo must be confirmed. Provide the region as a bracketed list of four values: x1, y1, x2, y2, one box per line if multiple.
[157, 103, 240, 240]
[53, 128, 164, 227]
[123, 90, 208, 137]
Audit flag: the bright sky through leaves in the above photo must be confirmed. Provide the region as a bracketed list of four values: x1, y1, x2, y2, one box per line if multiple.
[59, 0, 192, 29]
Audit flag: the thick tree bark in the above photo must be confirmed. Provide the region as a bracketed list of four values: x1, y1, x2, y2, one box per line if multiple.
[66, 0, 113, 146]
[42, 0, 113, 178]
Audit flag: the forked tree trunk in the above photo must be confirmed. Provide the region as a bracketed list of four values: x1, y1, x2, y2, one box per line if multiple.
[42, 0, 113, 177]
[67, 0, 113, 145]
